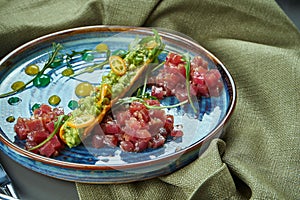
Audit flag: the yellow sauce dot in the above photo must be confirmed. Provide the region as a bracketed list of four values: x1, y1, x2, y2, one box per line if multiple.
[62, 68, 74, 76]
[11, 81, 25, 91]
[6, 116, 15, 123]
[95, 43, 108, 52]
[25, 64, 40, 76]
[48, 95, 61, 106]
[75, 82, 94, 97]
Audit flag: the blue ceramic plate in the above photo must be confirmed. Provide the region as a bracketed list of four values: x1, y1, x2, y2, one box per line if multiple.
[0, 26, 236, 183]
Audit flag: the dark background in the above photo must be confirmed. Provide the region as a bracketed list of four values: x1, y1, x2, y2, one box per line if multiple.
[275, 0, 300, 30]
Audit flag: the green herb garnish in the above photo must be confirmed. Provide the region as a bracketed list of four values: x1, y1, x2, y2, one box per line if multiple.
[183, 53, 198, 114]
[70, 50, 111, 77]
[70, 48, 129, 77]
[0, 43, 63, 98]
[118, 96, 188, 110]
[151, 61, 165, 72]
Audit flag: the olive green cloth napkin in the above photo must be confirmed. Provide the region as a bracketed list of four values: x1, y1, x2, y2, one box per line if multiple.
[0, 0, 299, 199]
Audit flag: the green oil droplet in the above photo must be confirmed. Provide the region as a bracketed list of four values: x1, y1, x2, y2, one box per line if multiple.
[6, 116, 15, 123]
[112, 49, 127, 57]
[68, 100, 79, 110]
[25, 64, 40, 75]
[62, 68, 74, 76]
[33, 74, 51, 87]
[8, 97, 22, 105]
[50, 58, 63, 68]
[82, 52, 94, 62]
[48, 95, 61, 106]
[11, 81, 25, 91]
[31, 103, 41, 111]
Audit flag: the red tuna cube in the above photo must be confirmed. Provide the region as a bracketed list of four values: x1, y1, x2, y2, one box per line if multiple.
[27, 130, 49, 143]
[25, 118, 45, 132]
[14, 118, 30, 140]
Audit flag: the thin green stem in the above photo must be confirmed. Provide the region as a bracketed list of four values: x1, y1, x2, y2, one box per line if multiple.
[184, 54, 197, 114]
[0, 43, 63, 98]
[28, 115, 68, 151]
[70, 50, 111, 77]
[70, 60, 109, 77]
[0, 79, 33, 98]
[144, 99, 188, 110]
[118, 97, 188, 110]
[151, 61, 165, 72]
[142, 70, 150, 96]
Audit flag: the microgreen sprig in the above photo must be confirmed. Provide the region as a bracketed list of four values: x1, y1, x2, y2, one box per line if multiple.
[70, 50, 111, 77]
[118, 96, 188, 110]
[0, 43, 63, 98]
[182, 53, 198, 114]
[151, 61, 165, 72]
[28, 115, 69, 151]
[65, 49, 91, 67]
[70, 48, 129, 77]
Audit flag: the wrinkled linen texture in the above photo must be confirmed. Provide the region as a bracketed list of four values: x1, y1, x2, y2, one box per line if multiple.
[0, 0, 299, 199]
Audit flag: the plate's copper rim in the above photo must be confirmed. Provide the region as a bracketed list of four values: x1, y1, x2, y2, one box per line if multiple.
[0, 25, 236, 171]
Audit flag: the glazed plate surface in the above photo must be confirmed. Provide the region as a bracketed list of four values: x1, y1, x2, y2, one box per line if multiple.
[0, 26, 236, 183]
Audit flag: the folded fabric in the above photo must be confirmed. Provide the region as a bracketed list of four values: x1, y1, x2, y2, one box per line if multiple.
[0, 0, 299, 199]
[76, 139, 246, 199]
